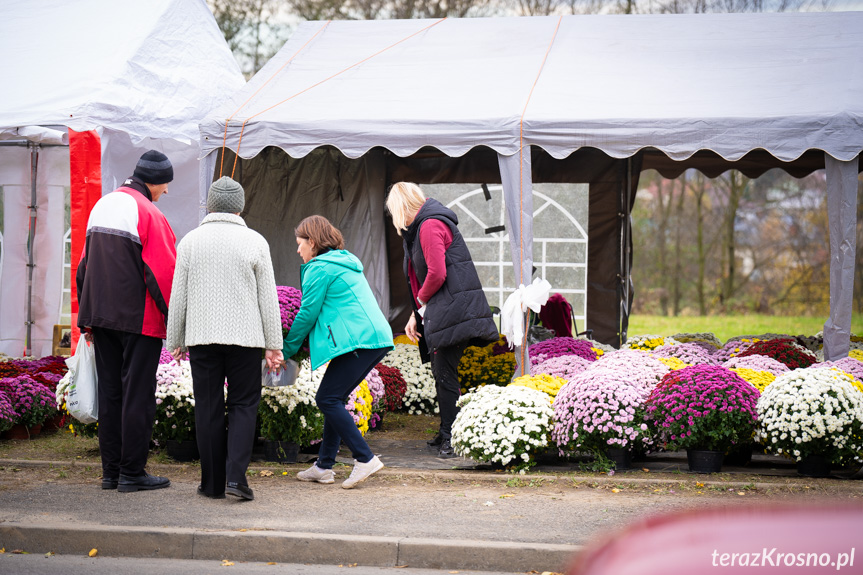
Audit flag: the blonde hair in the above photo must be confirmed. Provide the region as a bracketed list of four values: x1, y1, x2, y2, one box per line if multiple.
[386, 182, 426, 236]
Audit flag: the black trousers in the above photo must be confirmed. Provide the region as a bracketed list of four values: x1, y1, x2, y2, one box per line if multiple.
[91, 327, 162, 479]
[189, 344, 262, 496]
[429, 343, 467, 439]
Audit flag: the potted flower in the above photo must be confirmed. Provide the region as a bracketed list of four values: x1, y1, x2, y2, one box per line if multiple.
[755, 368, 863, 477]
[645, 365, 759, 473]
[508, 373, 567, 401]
[259, 359, 325, 462]
[529, 336, 598, 365]
[380, 344, 437, 415]
[451, 384, 554, 473]
[0, 375, 57, 439]
[374, 363, 406, 412]
[0, 391, 17, 435]
[363, 367, 387, 430]
[54, 370, 98, 438]
[152, 360, 198, 461]
[737, 338, 817, 370]
[552, 367, 653, 470]
[458, 336, 515, 393]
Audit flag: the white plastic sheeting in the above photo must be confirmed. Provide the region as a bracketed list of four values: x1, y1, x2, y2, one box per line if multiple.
[0, 0, 245, 357]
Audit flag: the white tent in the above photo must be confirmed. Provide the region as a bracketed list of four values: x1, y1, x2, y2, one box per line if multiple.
[200, 13, 862, 362]
[0, 0, 244, 357]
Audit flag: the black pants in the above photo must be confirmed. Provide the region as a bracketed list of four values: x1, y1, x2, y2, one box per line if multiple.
[91, 327, 162, 479]
[315, 347, 390, 469]
[429, 344, 466, 439]
[189, 344, 261, 496]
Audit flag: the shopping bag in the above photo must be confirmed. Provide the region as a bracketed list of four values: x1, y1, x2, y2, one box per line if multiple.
[64, 339, 99, 423]
[261, 358, 299, 387]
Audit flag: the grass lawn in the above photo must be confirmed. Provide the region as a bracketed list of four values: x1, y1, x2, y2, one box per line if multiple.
[628, 314, 863, 343]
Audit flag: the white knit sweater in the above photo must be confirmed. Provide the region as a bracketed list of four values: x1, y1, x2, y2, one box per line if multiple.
[166, 213, 282, 351]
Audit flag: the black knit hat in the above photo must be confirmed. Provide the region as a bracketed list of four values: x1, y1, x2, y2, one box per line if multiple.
[133, 150, 173, 184]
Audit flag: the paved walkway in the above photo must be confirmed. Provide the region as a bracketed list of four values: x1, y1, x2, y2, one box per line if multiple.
[1, 435, 861, 573]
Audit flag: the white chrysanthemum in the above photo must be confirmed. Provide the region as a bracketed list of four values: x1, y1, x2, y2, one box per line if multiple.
[380, 344, 438, 415]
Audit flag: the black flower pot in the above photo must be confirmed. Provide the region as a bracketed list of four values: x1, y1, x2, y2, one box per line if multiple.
[724, 443, 753, 467]
[797, 454, 831, 478]
[606, 447, 633, 470]
[264, 440, 299, 463]
[686, 449, 723, 473]
[166, 439, 200, 462]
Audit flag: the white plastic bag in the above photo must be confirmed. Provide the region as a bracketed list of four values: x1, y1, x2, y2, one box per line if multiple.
[261, 358, 299, 387]
[64, 339, 99, 423]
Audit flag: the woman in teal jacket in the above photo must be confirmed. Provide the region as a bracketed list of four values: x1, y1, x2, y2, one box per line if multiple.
[283, 215, 393, 489]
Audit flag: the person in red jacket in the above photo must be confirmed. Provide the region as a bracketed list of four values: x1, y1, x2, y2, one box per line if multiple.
[76, 150, 177, 493]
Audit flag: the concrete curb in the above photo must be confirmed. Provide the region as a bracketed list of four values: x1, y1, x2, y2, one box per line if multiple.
[0, 522, 581, 573]
[0, 458, 829, 490]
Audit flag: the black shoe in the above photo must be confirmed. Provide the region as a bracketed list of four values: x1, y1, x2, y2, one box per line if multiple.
[427, 433, 443, 447]
[197, 485, 226, 499]
[101, 477, 118, 490]
[226, 482, 254, 501]
[117, 473, 171, 493]
[438, 439, 455, 458]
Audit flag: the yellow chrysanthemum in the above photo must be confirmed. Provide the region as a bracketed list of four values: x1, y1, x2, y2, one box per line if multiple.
[849, 349, 863, 362]
[730, 367, 775, 393]
[508, 373, 566, 400]
[350, 380, 374, 436]
[656, 356, 688, 370]
[591, 347, 604, 357]
[393, 334, 417, 346]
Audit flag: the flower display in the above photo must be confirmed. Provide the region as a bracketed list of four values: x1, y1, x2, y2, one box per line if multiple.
[152, 360, 196, 444]
[277, 285, 310, 361]
[713, 338, 761, 362]
[552, 367, 653, 456]
[346, 380, 374, 436]
[374, 363, 406, 412]
[0, 375, 57, 428]
[380, 344, 438, 415]
[645, 365, 759, 452]
[451, 385, 554, 472]
[590, 350, 670, 395]
[623, 334, 680, 352]
[259, 359, 326, 446]
[722, 354, 789, 376]
[458, 337, 515, 393]
[530, 354, 592, 383]
[670, 332, 723, 349]
[54, 371, 98, 438]
[737, 338, 817, 370]
[655, 356, 689, 371]
[755, 368, 863, 465]
[0, 391, 17, 433]
[651, 342, 717, 366]
[508, 373, 566, 400]
[814, 358, 863, 387]
[729, 368, 776, 393]
[528, 337, 597, 365]
[363, 367, 386, 429]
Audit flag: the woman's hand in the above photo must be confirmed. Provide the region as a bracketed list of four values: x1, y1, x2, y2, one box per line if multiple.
[265, 349, 284, 371]
[405, 313, 421, 343]
[171, 347, 184, 361]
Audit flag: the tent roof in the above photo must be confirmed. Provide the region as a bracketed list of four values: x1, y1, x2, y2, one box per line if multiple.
[1, 0, 244, 144]
[201, 12, 863, 164]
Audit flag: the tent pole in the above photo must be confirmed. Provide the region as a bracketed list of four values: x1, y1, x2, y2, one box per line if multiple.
[26, 142, 39, 357]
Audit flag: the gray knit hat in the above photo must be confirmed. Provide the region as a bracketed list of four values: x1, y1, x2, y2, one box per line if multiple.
[133, 150, 173, 184]
[207, 176, 245, 213]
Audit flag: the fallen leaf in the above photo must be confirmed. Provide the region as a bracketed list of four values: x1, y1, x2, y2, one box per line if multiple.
[449, 571, 460, 574]
[611, 488, 620, 493]
[282, 471, 288, 476]
[260, 470, 273, 477]
[0, 548, 4, 554]
[12, 550, 28, 554]
[737, 492, 745, 496]
[88, 549, 97, 557]
[394, 565, 409, 569]
[695, 482, 704, 488]
[641, 468, 649, 473]
[221, 559, 234, 566]
[266, 562, 277, 565]
[45, 552, 55, 557]
[697, 491, 703, 494]
[237, 529, 247, 532]
[499, 493, 515, 499]
[653, 489, 662, 493]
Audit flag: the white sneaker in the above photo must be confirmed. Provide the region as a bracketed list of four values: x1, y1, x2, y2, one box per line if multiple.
[342, 456, 384, 489]
[297, 464, 335, 484]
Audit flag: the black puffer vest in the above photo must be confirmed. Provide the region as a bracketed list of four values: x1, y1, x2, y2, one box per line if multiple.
[403, 199, 499, 353]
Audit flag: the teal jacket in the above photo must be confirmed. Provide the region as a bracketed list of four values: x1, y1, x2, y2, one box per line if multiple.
[282, 249, 393, 370]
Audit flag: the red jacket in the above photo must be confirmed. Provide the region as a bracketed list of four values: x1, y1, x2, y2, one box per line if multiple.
[76, 177, 176, 339]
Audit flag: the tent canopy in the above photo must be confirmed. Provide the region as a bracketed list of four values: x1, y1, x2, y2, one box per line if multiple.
[0, 0, 244, 357]
[200, 13, 861, 362]
[202, 12, 863, 163]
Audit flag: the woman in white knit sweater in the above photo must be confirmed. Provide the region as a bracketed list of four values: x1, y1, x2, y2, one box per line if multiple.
[166, 176, 283, 501]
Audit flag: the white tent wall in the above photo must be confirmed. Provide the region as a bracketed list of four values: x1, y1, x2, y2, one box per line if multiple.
[0, 145, 67, 357]
[100, 129, 202, 240]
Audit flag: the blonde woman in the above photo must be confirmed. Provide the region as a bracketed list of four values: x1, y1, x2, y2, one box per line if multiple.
[386, 182, 498, 457]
